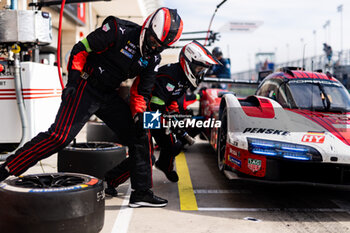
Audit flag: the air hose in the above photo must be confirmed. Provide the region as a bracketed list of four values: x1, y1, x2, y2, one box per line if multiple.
[57, 0, 66, 89]
[1, 1, 66, 160]
[204, 0, 227, 46]
[0, 45, 29, 160]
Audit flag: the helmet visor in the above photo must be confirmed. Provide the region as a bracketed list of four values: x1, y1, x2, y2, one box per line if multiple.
[189, 63, 209, 79]
[144, 29, 166, 56]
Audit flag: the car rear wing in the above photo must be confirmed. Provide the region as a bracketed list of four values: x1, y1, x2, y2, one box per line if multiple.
[203, 70, 274, 84]
[203, 77, 259, 84]
[258, 70, 273, 82]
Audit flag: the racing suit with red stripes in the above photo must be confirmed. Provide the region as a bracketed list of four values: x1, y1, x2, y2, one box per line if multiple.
[150, 63, 191, 173]
[177, 92, 200, 114]
[105, 63, 191, 186]
[2, 16, 160, 190]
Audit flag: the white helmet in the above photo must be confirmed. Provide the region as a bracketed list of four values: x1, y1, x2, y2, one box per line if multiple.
[180, 40, 221, 87]
[140, 7, 183, 57]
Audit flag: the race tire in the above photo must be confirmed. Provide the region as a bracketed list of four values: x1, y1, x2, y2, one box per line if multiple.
[217, 107, 227, 172]
[86, 121, 119, 143]
[58, 142, 127, 179]
[0, 173, 105, 233]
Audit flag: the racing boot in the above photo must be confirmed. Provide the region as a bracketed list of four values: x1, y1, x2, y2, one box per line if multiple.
[104, 177, 119, 197]
[155, 160, 179, 182]
[104, 183, 118, 197]
[129, 189, 168, 208]
[0, 163, 10, 182]
[104, 158, 132, 197]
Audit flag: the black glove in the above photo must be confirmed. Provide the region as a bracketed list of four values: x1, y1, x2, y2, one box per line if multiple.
[67, 69, 81, 84]
[61, 85, 76, 100]
[61, 70, 80, 101]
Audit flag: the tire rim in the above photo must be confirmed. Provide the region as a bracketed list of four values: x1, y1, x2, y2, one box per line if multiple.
[13, 174, 86, 189]
[70, 142, 116, 149]
[65, 142, 123, 151]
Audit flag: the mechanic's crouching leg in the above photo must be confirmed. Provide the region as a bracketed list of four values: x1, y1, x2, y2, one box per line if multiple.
[104, 157, 132, 197]
[104, 154, 156, 197]
[155, 141, 182, 182]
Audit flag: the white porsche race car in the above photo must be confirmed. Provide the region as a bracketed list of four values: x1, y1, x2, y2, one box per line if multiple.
[200, 68, 350, 184]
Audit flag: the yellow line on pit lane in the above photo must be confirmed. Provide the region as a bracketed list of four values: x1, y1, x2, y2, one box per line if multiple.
[176, 152, 198, 211]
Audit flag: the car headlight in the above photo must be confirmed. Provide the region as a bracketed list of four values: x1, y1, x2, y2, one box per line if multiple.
[247, 138, 322, 161]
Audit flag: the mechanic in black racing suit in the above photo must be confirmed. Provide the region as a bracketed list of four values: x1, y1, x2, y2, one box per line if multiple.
[175, 89, 206, 147]
[104, 40, 220, 193]
[0, 7, 183, 208]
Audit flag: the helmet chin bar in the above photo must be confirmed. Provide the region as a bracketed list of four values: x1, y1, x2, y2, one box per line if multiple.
[142, 29, 166, 57]
[188, 75, 198, 87]
[143, 44, 164, 57]
[186, 63, 199, 87]
[189, 62, 208, 80]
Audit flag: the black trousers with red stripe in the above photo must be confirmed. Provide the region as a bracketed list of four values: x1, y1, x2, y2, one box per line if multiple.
[105, 127, 181, 187]
[152, 129, 182, 172]
[4, 78, 152, 190]
[104, 129, 154, 188]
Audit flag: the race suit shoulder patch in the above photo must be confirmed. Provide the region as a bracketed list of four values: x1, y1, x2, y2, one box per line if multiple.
[166, 83, 175, 92]
[138, 57, 148, 68]
[120, 48, 133, 59]
[102, 23, 110, 32]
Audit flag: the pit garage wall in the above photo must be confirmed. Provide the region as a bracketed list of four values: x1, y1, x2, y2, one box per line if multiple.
[1, 0, 162, 73]
[1, 0, 172, 78]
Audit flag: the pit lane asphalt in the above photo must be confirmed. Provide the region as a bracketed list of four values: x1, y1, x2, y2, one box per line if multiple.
[100, 138, 350, 233]
[25, 130, 350, 233]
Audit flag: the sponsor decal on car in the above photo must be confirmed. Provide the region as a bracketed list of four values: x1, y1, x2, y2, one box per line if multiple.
[229, 155, 241, 167]
[247, 158, 262, 172]
[225, 143, 266, 177]
[243, 128, 290, 135]
[229, 147, 240, 157]
[301, 132, 325, 143]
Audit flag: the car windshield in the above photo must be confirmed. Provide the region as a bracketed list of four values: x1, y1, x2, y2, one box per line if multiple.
[288, 80, 350, 112]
